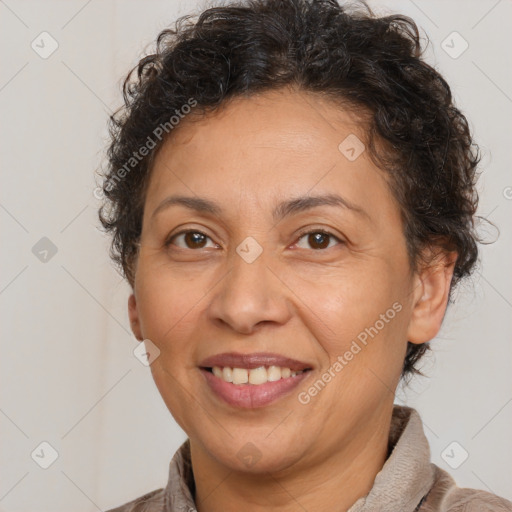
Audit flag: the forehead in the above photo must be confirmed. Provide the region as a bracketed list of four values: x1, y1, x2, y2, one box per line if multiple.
[145, 88, 397, 223]
[158, 88, 367, 164]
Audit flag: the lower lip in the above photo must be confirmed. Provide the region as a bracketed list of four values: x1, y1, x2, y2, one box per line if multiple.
[200, 368, 311, 409]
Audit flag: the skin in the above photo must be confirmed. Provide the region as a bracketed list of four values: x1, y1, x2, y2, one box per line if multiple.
[128, 86, 456, 512]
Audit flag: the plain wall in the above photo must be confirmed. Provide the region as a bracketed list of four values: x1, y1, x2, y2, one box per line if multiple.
[0, 1, 511, 510]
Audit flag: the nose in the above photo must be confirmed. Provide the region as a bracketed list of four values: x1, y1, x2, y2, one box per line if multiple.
[206, 249, 293, 335]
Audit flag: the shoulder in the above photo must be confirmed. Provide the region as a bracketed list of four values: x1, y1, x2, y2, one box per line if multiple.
[104, 488, 165, 512]
[423, 464, 512, 511]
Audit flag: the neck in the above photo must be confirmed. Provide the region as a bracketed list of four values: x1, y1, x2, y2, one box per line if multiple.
[190, 407, 393, 512]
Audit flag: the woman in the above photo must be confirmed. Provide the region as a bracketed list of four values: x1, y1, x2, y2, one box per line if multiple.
[99, 0, 511, 510]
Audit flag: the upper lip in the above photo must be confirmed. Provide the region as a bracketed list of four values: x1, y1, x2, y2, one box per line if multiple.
[199, 352, 312, 371]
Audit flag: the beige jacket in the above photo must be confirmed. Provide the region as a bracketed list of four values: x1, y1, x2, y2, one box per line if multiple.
[106, 405, 512, 511]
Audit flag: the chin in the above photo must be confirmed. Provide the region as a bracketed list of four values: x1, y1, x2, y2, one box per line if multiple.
[200, 433, 306, 474]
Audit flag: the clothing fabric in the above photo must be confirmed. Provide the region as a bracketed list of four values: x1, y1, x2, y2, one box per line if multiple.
[106, 405, 512, 511]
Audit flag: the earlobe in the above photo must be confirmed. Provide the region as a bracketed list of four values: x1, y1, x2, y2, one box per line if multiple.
[406, 250, 457, 345]
[128, 293, 144, 341]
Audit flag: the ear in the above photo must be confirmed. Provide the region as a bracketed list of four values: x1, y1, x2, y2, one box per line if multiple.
[406, 248, 458, 344]
[128, 293, 144, 341]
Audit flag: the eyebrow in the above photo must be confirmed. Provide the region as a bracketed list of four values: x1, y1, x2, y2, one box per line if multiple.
[151, 193, 370, 222]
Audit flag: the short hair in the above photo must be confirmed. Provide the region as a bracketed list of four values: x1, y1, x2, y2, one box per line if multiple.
[98, 0, 482, 379]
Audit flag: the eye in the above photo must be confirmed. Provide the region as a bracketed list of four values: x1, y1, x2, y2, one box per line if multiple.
[165, 230, 218, 250]
[165, 228, 343, 251]
[294, 229, 343, 250]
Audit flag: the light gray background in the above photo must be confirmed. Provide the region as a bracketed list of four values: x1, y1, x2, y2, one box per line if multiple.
[0, 1, 511, 511]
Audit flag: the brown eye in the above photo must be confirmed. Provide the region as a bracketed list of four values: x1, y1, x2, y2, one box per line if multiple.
[166, 230, 216, 250]
[295, 230, 342, 250]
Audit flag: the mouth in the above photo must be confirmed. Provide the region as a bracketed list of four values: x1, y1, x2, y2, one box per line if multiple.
[198, 352, 313, 408]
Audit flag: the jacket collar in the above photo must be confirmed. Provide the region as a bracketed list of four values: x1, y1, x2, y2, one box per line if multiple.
[347, 405, 435, 512]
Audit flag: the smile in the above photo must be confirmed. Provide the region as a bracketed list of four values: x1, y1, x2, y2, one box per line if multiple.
[200, 366, 312, 409]
[207, 365, 308, 385]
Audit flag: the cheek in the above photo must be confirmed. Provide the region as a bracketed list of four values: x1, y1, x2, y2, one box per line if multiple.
[136, 270, 205, 433]
[290, 263, 409, 374]
[135, 267, 204, 356]
[293, 263, 404, 331]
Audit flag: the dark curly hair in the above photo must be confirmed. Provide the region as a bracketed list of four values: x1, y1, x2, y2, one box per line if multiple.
[98, 0, 482, 379]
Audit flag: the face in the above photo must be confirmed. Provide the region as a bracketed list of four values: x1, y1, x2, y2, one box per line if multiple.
[128, 87, 452, 474]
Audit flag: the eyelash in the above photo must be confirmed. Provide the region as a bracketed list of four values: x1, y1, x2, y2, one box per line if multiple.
[164, 228, 344, 251]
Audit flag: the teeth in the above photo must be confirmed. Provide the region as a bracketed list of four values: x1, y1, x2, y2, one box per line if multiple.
[232, 368, 248, 385]
[210, 365, 306, 385]
[267, 365, 281, 382]
[248, 366, 267, 385]
[222, 366, 233, 383]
